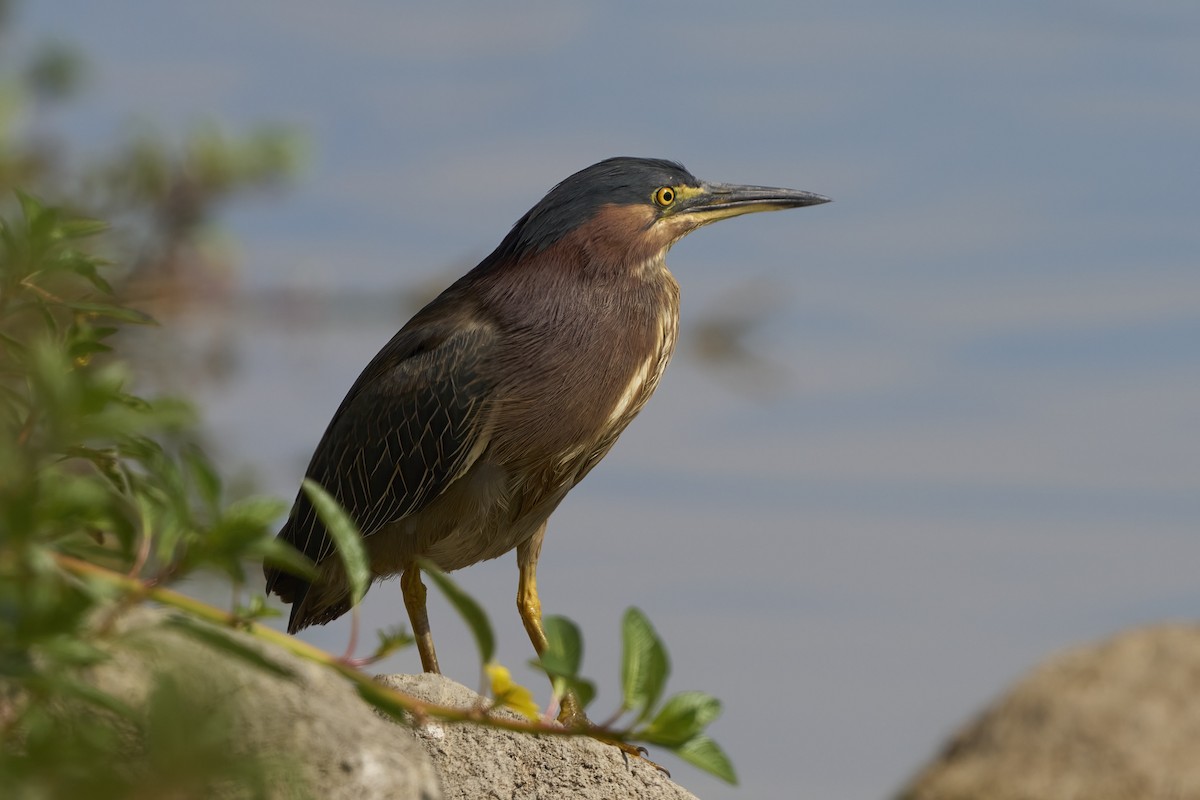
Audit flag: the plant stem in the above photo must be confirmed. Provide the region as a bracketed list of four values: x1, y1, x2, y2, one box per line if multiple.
[52, 552, 616, 740]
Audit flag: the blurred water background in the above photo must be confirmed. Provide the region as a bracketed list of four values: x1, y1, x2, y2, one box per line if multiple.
[12, 2, 1200, 797]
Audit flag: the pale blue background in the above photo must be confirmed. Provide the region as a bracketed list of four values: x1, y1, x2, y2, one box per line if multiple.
[18, 2, 1200, 797]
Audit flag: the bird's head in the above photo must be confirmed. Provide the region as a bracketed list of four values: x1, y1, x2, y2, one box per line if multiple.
[485, 157, 830, 272]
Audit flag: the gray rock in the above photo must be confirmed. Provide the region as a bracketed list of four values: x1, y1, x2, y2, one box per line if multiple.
[379, 673, 702, 800]
[94, 608, 442, 800]
[898, 623, 1200, 800]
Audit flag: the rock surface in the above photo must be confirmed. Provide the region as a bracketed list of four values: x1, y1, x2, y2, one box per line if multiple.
[379, 673, 702, 800]
[96, 608, 442, 800]
[86, 608, 703, 799]
[75, 606, 1200, 798]
[898, 623, 1200, 800]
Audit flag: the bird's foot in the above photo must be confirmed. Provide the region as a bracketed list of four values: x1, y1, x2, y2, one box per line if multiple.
[599, 735, 670, 777]
[557, 706, 670, 777]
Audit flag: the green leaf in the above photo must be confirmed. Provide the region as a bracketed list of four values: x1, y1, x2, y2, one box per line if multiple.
[302, 479, 369, 605]
[641, 690, 722, 747]
[260, 539, 318, 582]
[557, 673, 596, 710]
[621, 607, 669, 720]
[535, 615, 595, 708]
[75, 262, 115, 294]
[68, 339, 112, 360]
[38, 635, 110, 668]
[676, 735, 737, 784]
[233, 594, 281, 622]
[16, 189, 45, 229]
[65, 301, 155, 325]
[183, 444, 222, 500]
[420, 560, 494, 664]
[354, 681, 406, 723]
[205, 496, 288, 548]
[164, 616, 295, 679]
[541, 615, 583, 677]
[373, 626, 415, 660]
[56, 676, 140, 721]
[525, 664, 596, 709]
[59, 217, 109, 239]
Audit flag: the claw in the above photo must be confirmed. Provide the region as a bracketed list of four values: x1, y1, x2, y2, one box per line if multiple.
[611, 739, 670, 777]
[554, 691, 670, 777]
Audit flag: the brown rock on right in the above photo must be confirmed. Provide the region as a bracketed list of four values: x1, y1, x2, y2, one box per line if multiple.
[898, 623, 1200, 800]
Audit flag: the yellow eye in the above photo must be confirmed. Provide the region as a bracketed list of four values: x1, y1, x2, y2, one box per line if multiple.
[653, 186, 676, 207]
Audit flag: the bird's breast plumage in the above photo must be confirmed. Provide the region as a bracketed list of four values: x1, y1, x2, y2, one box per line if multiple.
[599, 277, 679, 436]
[480, 256, 680, 492]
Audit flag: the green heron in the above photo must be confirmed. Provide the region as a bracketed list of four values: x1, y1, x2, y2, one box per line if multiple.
[265, 157, 828, 715]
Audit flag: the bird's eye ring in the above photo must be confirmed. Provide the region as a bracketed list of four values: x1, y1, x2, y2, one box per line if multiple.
[653, 186, 675, 207]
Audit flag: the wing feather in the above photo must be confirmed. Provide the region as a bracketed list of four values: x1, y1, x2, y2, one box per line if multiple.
[265, 319, 496, 595]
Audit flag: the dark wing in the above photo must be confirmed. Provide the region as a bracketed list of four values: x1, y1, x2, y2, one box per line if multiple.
[264, 318, 496, 602]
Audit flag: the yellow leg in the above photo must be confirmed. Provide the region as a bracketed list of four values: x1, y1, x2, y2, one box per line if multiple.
[516, 528, 661, 772]
[517, 526, 584, 725]
[401, 563, 440, 674]
[516, 557, 547, 653]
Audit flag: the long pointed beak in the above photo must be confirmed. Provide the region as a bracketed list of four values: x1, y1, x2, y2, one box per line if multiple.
[674, 182, 831, 224]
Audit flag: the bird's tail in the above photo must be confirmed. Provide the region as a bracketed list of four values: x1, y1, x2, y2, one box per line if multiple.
[266, 562, 354, 633]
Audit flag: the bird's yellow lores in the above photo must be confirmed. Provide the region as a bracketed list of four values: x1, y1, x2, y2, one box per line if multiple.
[265, 157, 828, 724]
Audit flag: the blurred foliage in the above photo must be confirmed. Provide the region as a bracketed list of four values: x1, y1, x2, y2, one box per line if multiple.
[0, 192, 305, 797]
[0, 15, 305, 796]
[0, 11, 301, 313]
